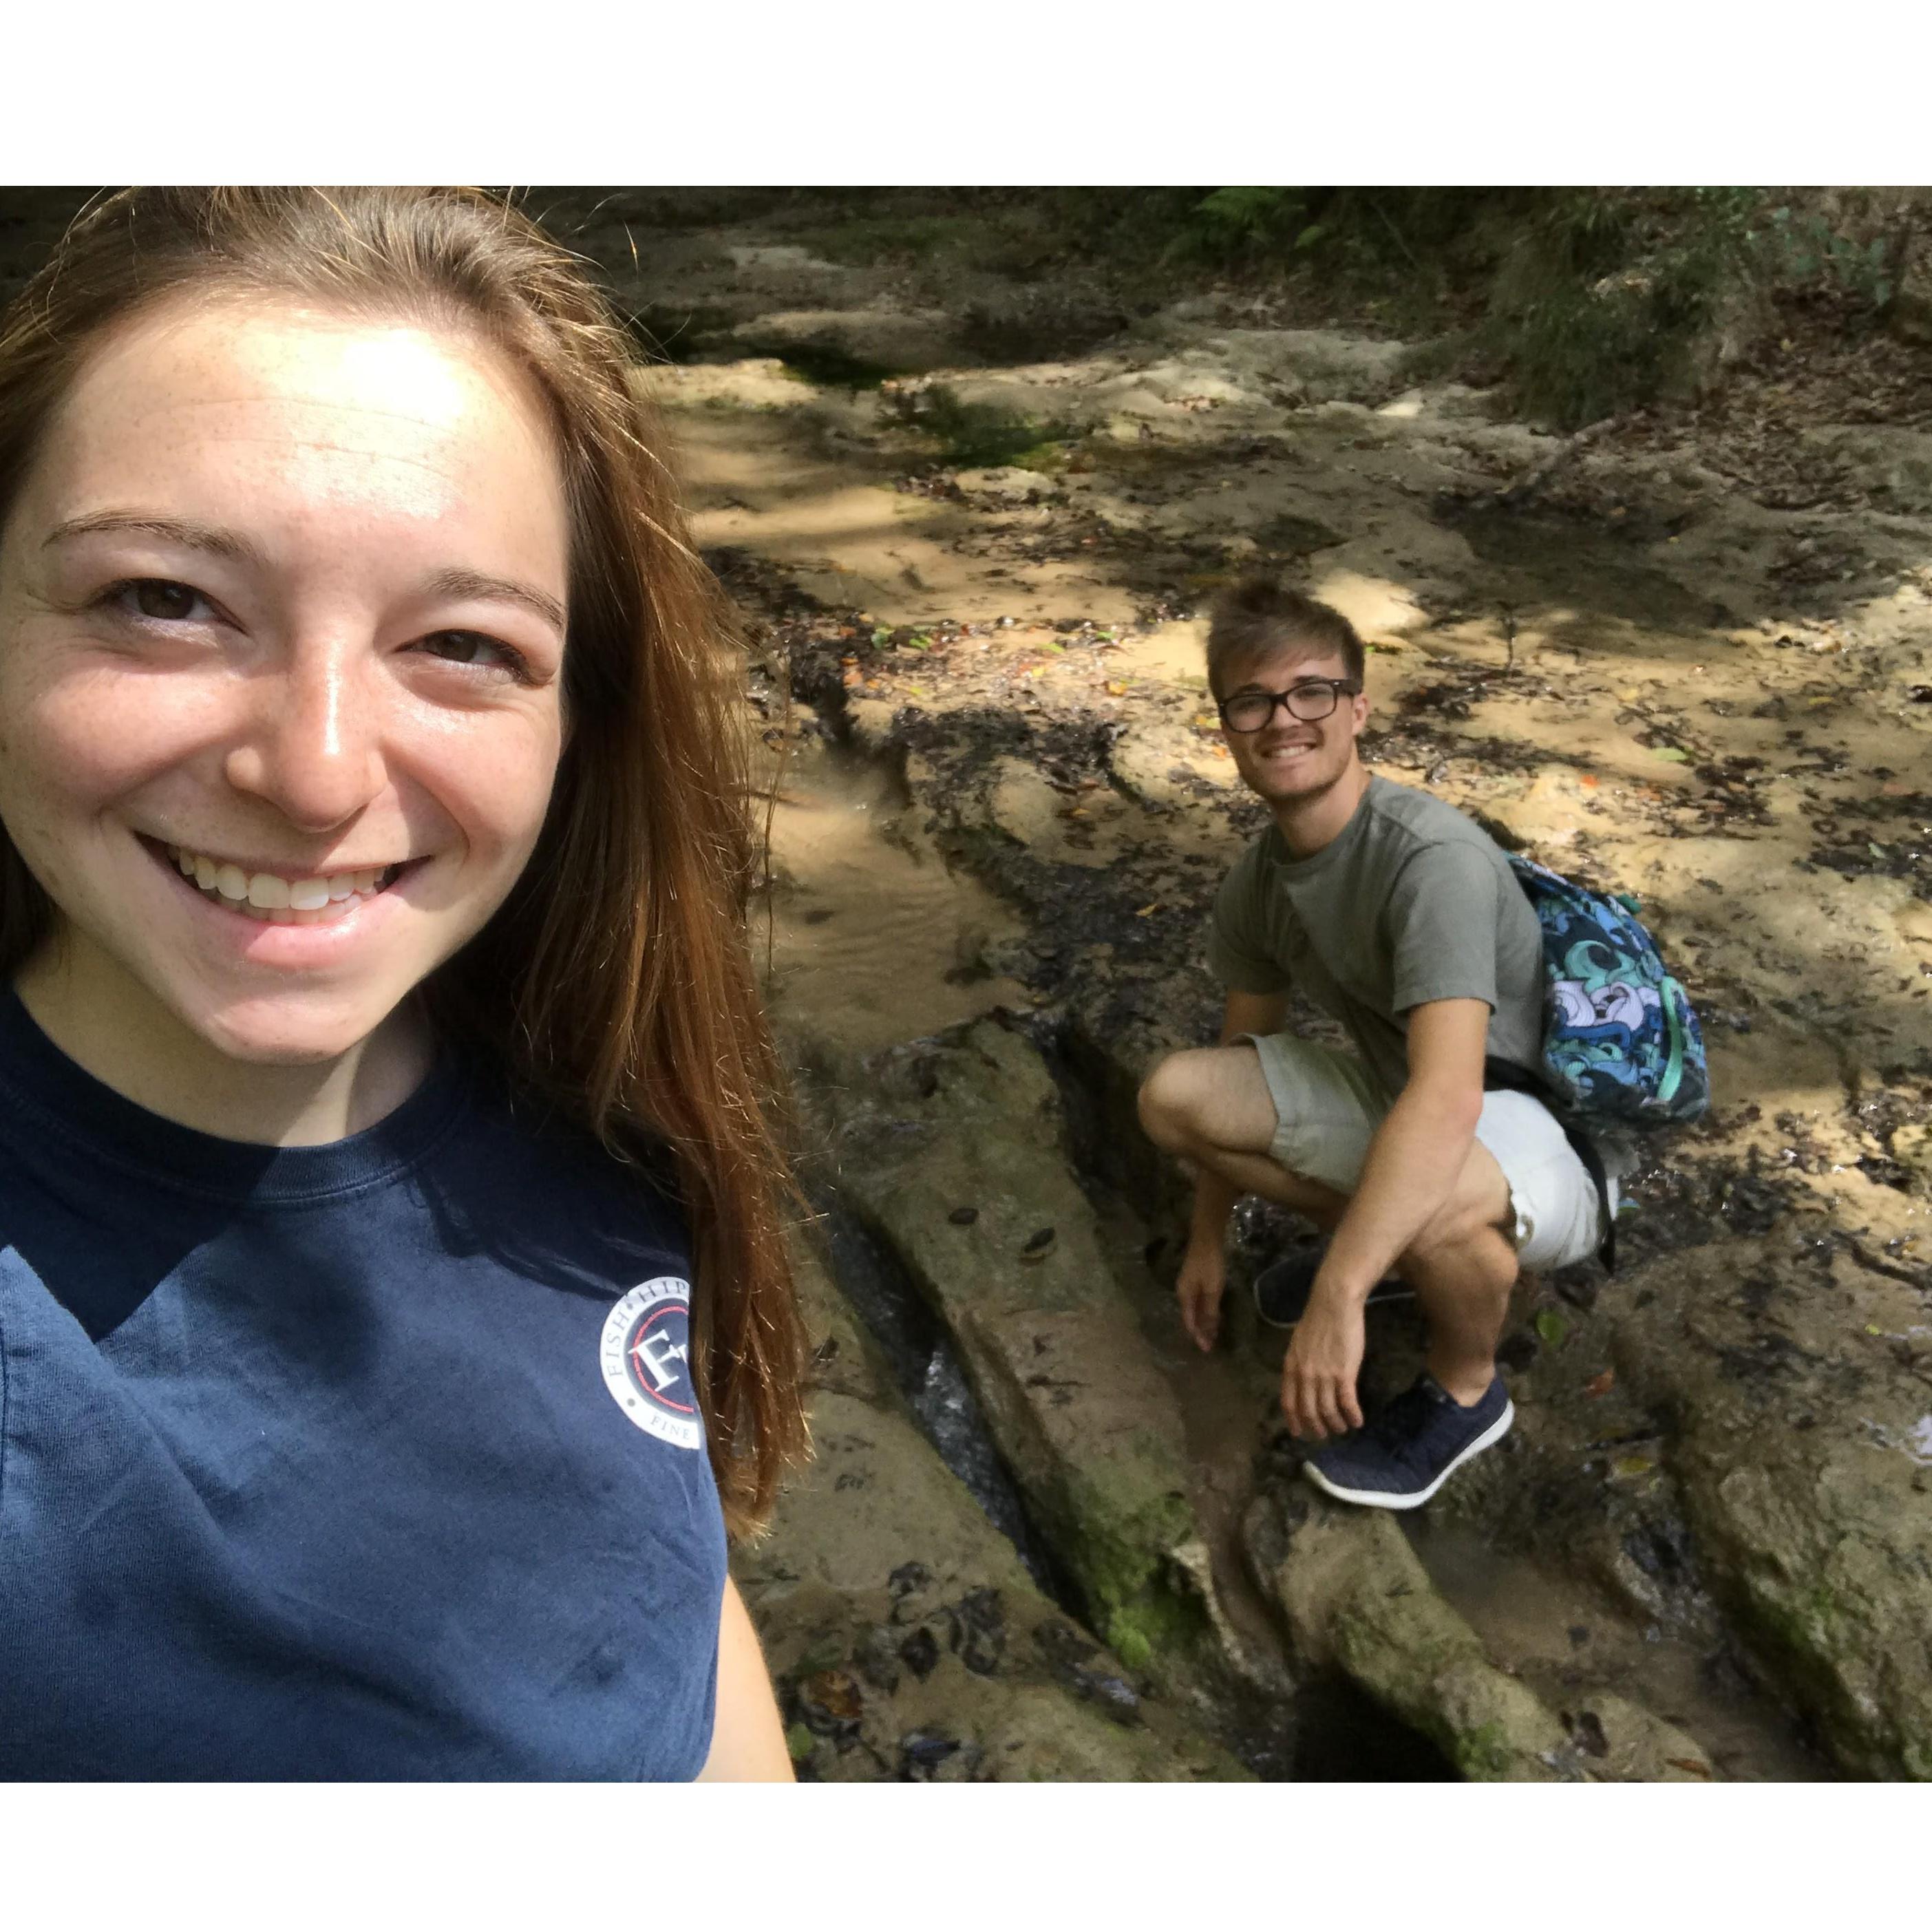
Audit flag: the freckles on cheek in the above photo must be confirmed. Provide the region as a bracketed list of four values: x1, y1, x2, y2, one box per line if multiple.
[35, 680, 217, 803]
[434, 723, 564, 860]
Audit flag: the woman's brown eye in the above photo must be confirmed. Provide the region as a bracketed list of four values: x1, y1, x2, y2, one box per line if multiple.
[418, 631, 527, 679]
[131, 580, 198, 621]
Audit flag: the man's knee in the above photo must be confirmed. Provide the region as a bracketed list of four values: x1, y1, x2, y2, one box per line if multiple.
[1138, 1044, 1267, 1154]
[1137, 1050, 1205, 1153]
[1402, 1192, 1518, 1281]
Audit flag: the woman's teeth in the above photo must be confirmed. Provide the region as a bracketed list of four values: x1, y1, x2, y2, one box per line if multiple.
[166, 845, 400, 925]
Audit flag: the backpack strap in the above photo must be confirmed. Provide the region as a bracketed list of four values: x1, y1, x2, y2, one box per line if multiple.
[1483, 1056, 1615, 1273]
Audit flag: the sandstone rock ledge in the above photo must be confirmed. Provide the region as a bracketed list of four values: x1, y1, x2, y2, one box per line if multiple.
[734, 1242, 1246, 1781]
[1243, 1492, 1717, 1782]
[826, 1019, 1219, 1685]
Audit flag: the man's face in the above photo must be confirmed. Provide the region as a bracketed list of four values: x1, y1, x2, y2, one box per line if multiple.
[1217, 644, 1369, 809]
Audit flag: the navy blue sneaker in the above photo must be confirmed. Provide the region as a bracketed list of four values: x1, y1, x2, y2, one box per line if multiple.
[1252, 1249, 1412, 1330]
[1304, 1373, 1513, 1509]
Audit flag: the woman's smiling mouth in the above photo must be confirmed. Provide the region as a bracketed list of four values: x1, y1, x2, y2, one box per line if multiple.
[145, 836, 414, 926]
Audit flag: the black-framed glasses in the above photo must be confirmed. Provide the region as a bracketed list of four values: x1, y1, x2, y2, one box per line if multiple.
[1217, 679, 1361, 732]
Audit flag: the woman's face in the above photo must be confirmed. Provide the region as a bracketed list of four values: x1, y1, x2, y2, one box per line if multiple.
[0, 294, 572, 1067]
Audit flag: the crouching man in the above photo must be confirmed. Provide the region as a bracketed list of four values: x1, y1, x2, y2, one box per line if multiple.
[1137, 580, 1610, 1509]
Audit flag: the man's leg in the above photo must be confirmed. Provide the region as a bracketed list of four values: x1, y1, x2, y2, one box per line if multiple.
[1394, 1141, 1518, 1407]
[1147, 1039, 1544, 1509]
[1137, 1041, 1350, 1224]
[1399, 1088, 1607, 1406]
[1144, 1038, 1525, 1403]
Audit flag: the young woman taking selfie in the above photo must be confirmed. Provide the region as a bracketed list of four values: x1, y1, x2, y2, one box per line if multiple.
[0, 186, 805, 1779]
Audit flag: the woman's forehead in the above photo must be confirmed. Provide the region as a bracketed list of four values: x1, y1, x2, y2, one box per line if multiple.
[18, 294, 569, 558]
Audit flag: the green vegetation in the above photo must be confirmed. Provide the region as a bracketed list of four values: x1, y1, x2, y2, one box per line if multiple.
[1053, 1483, 1207, 1687]
[1474, 189, 1763, 427]
[1050, 187, 1922, 431]
[760, 337, 904, 390]
[893, 381, 1077, 471]
[1450, 1719, 1518, 1782]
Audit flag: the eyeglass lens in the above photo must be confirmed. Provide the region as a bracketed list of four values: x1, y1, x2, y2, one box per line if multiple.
[1222, 682, 1344, 730]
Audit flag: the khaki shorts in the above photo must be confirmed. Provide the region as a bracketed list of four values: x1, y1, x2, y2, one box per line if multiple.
[1241, 1032, 1613, 1273]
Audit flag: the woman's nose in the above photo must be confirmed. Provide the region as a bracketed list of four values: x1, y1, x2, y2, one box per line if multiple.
[222, 644, 386, 832]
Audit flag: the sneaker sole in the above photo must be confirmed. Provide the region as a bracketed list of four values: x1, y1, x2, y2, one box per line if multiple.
[1253, 1278, 1414, 1333]
[1302, 1399, 1515, 1511]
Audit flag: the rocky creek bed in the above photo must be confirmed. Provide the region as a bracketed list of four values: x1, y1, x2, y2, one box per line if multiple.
[6, 188, 1926, 1781]
[591, 194, 1932, 1782]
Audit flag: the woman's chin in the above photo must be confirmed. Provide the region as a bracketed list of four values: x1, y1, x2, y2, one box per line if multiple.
[184, 995, 409, 1070]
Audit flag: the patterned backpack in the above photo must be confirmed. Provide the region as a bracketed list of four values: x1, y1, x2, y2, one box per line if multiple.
[1504, 852, 1710, 1129]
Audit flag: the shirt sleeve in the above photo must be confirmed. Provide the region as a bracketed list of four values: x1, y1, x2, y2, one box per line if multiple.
[1383, 841, 1503, 1015]
[1206, 849, 1292, 995]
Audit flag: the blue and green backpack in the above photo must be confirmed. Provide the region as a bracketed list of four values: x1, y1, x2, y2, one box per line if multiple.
[1504, 852, 1710, 1129]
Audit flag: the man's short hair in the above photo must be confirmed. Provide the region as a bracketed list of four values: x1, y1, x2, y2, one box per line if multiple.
[1206, 578, 1366, 697]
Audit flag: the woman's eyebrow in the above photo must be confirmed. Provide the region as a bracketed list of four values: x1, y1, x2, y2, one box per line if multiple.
[42, 510, 267, 567]
[424, 566, 566, 636]
[41, 517, 566, 635]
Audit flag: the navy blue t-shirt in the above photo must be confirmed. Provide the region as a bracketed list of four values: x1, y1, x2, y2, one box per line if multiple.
[0, 991, 726, 1780]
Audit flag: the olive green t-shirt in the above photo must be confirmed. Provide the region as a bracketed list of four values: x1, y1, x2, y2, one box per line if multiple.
[1207, 774, 1545, 1103]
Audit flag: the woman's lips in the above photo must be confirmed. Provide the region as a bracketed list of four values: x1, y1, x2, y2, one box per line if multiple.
[140, 834, 421, 932]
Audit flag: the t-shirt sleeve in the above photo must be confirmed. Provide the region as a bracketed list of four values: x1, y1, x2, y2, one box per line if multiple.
[1383, 841, 1504, 1015]
[1206, 849, 1292, 994]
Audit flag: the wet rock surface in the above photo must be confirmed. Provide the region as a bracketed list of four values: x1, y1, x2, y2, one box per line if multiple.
[820, 1020, 1215, 1686]
[1243, 1491, 1718, 1781]
[737, 1242, 1246, 1780]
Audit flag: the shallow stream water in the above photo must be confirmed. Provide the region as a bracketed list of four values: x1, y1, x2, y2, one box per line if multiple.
[756, 722, 1031, 1058]
[808, 1193, 1053, 1590]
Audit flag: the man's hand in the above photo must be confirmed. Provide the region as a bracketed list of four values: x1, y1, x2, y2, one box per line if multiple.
[1175, 1241, 1226, 1352]
[1279, 1287, 1366, 1438]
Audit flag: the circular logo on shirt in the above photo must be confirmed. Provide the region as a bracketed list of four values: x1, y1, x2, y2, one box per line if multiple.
[599, 1277, 703, 1451]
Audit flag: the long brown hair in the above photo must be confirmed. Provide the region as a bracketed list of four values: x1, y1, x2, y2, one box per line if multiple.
[0, 187, 805, 1533]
